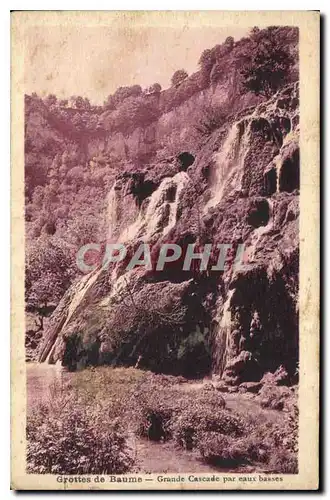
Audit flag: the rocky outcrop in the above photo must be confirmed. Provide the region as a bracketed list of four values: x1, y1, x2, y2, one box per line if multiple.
[39, 82, 300, 384]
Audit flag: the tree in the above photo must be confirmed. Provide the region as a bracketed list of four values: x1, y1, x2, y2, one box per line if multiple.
[239, 28, 294, 98]
[198, 49, 213, 68]
[171, 69, 188, 87]
[250, 26, 260, 38]
[58, 99, 68, 108]
[64, 212, 101, 248]
[44, 94, 57, 107]
[198, 49, 217, 86]
[72, 113, 84, 131]
[113, 85, 142, 106]
[26, 235, 75, 329]
[146, 83, 162, 94]
[83, 97, 91, 110]
[74, 96, 85, 109]
[31, 185, 44, 207]
[104, 95, 116, 110]
[114, 96, 160, 133]
[224, 36, 234, 51]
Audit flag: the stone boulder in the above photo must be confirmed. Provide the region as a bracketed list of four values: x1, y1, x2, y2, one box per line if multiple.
[238, 381, 262, 394]
[260, 365, 290, 387]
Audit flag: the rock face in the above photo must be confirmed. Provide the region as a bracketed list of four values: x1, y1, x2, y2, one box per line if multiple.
[38, 82, 299, 383]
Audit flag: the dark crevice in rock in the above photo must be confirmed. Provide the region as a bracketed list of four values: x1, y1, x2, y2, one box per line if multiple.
[250, 118, 272, 141]
[270, 116, 291, 147]
[178, 152, 195, 171]
[279, 149, 299, 193]
[264, 167, 277, 196]
[247, 198, 270, 227]
[166, 185, 177, 202]
[128, 173, 158, 207]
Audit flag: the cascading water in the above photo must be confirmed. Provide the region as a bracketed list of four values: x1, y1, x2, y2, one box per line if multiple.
[41, 179, 122, 363]
[205, 119, 252, 211]
[212, 288, 235, 376]
[43, 269, 102, 363]
[41, 170, 191, 364]
[119, 171, 190, 243]
[164, 172, 189, 235]
[107, 184, 118, 241]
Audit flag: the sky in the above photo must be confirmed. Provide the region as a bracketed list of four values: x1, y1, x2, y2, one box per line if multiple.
[25, 23, 250, 105]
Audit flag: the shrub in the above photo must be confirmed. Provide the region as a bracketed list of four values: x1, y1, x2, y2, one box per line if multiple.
[268, 450, 298, 474]
[135, 406, 173, 442]
[131, 378, 183, 441]
[198, 432, 268, 467]
[26, 386, 134, 474]
[132, 374, 228, 443]
[258, 384, 294, 410]
[171, 69, 188, 87]
[239, 27, 295, 98]
[172, 408, 245, 450]
[27, 367, 298, 474]
[269, 408, 299, 455]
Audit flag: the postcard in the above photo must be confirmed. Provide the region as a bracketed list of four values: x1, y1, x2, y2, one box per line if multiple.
[11, 10, 319, 490]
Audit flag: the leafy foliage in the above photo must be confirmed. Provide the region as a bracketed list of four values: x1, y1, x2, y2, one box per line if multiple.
[239, 27, 295, 98]
[26, 235, 75, 309]
[27, 366, 298, 474]
[27, 383, 134, 474]
[198, 432, 268, 467]
[146, 83, 162, 94]
[129, 372, 298, 472]
[171, 69, 188, 87]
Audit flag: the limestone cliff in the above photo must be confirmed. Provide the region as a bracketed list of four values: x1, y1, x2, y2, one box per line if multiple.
[38, 81, 300, 383]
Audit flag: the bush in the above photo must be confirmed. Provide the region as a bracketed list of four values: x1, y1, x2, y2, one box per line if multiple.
[239, 27, 295, 98]
[131, 374, 298, 473]
[171, 69, 188, 87]
[172, 408, 245, 450]
[196, 415, 298, 471]
[27, 367, 298, 474]
[132, 377, 183, 441]
[26, 385, 134, 474]
[268, 409, 298, 455]
[131, 374, 228, 442]
[268, 450, 298, 474]
[198, 432, 268, 467]
[258, 384, 294, 410]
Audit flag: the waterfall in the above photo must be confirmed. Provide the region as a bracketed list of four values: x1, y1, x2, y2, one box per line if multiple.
[107, 184, 118, 241]
[119, 171, 190, 243]
[144, 171, 189, 239]
[212, 288, 235, 376]
[205, 119, 251, 211]
[43, 269, 102, 364]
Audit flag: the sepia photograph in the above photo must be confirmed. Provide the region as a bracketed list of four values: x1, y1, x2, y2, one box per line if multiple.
[11, 10, 319, 490]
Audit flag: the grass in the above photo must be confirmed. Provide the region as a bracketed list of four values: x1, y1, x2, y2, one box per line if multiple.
[27, 366, 298, 474]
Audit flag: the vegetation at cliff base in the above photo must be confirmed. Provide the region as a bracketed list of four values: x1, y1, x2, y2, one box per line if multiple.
[27, 367, 298, 474]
